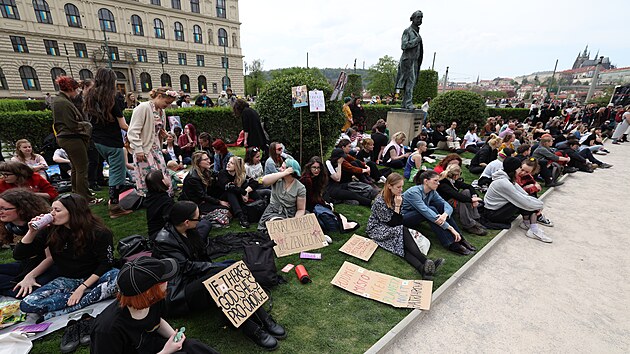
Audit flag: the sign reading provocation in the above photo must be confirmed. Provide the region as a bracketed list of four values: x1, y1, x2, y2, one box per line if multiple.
[308, 90, 326, 112]
[330, 261, 433, 310]
[203, 261, 269, 328]
[266, 214, 328, 257]
[338, 234, 378, 261]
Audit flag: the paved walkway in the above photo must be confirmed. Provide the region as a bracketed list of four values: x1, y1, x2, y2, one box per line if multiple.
[387, 143, 630, 353]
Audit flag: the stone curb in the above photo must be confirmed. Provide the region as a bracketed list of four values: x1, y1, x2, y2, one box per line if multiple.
[365, 174, 567, 354]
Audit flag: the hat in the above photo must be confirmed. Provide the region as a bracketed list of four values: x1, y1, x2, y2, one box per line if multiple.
[330, 148, 347, 162]
[497, 148, 515, 161]
[284, 158, 301, 177]
[607, 103, 614, 107]
[220, 91, 226, 95]
[503, 157, 522, 174]
[168, 201, 198, 225]
[117, 256, 178, 296]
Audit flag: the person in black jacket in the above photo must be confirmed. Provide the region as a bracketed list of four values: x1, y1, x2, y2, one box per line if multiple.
[234, 99, 268, 151]
[437, 165, 487, 236]
[194, 89, 214, 107]
[152, 201, 286, 350]
[144, 170, 174, 239]
[468, 134, 502, 174]
[218, 156, 261, 228]
[179, 151, 225, 214]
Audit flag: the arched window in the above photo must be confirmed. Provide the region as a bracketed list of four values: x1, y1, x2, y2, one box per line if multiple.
[0, 68, 8, 90]
[98, 8, 116, 32]
[174, 22, 184, 41]
[0, 0, 20, 20]
[64, 3, 81, 27]
[193, 25, 202, 43]
[115, 71, 126, 80]
[154, 18, 164, 39]
[33, 0, 52, 24]
[180, 74, 190, 93]
[190, 0, 199, 13]
[50, 67, 67, 91]
[222, 76, 230, 90]
[197, 75, 206, 92]
[140, 72, 152, 92]
[131, 15, 143, 36]
[161, 73, 171, 87]
[218, 28, 227, 47]
[79, 69, 93, 80]
[19, 66, 40, 91]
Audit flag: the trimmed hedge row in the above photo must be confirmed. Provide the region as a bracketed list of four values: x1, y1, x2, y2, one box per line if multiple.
[0, 111, 53, 152]
[487, 108, 530, 121]
[363, 104, 400, 129]
[0, 99, 46, 112]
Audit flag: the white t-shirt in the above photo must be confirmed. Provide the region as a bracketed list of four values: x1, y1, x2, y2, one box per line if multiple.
[463, 131, 481, 147]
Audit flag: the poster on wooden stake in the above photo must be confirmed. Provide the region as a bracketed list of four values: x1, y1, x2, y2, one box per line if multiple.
[266, 214, 328, 257]
[339, 234, 378, 261]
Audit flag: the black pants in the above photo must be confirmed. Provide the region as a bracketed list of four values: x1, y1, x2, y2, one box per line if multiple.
[468, 165, 484, 174]
[327, 183, 372, 206]
[402, 227, 428, 272]
[483, 202, 537, 224]
[222, 190, 261, 218]
[477, 176, 492, 187]
[88, 142, 104, 186]
[383, 158, 405, 169]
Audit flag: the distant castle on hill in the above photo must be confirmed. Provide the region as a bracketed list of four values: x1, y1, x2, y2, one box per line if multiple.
[572, 45, 614, 70]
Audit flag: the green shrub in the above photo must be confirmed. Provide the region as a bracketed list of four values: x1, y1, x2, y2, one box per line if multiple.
[428, 91, 488, 131]
[0, 111, 54, 152]
[255, 69, 341, 164]
[345, 74, 363, 99]
[413, 69, 438, 105]
[487, 108, 530, 121]
[363, 104, 400, 129]
[0, 99, 46, 112]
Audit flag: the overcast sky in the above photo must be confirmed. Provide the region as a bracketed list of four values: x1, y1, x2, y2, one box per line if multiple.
[239, 0, 629, 81]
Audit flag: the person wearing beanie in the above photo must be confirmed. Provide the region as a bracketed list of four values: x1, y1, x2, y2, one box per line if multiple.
[91, 256, 219, 353]
[476, 147, 515, 188]
[152, 202, 286, 350]
[342, 97, 353, 132]
[257, 158, 307, 231]
[482, 157, 552, 243]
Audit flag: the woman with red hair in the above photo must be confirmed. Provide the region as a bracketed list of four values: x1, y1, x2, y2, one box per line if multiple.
[433, 153, 462, 174]
[177, 123, 197, 164]
[212, 139, 233, 172]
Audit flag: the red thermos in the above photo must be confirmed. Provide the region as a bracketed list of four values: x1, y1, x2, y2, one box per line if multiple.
[295, 265, 311, 284]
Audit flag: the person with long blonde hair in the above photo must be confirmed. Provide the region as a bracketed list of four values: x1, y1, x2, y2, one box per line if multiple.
[218, 156, 261, 228]
[367, 173, 443, 280]
[11, 139, 48, 179]
[179, 151, 223, 215]
[468, 134, 502, 174]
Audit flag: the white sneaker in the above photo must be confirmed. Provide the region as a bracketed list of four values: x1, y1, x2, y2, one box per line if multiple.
[519, 222, 528, 230]
[378, 176, 387, 184]
[526, 228, 553, 243]
[324, 235, 333, 244]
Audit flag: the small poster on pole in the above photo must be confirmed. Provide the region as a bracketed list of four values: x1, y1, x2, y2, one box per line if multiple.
[168, 115, 182, 133]
[292, 85, 308, 108]
[266, 214, 328, 257]
[203, 261, 269, 328]
[330, 71, 348, 101]
[339, 234, 378, 261]
[308, 90, 326, 112]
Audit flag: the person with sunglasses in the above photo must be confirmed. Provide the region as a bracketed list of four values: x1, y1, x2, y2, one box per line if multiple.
[16, 193, 119, 320]
[0, 161, 58, 201]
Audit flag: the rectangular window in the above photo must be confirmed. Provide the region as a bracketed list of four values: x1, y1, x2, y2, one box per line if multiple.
[222, 56, 229, 69]
[150, 0, 161, 5]
[158, 50, 168, 64]
[35, 10, 52, 24]
[171, 0, 181, 10]
[43, 39, 60, 56]
[74, 42, 87, 58]
[1, 2, 20, 19]
[109, 46, 119, 61]
[137, 49, 148, 63]
[178, 53, 187, 66]
[196, 54, 204, 67]
[190, 0, 200, 13]
[216, 0, 226, 18]
[10, 36, 28, 53]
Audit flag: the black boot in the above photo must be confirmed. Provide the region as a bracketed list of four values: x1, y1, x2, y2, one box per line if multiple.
[255, 308, 287, 339]
[60, 319, 81, 353]
[241, 318, 279, 351]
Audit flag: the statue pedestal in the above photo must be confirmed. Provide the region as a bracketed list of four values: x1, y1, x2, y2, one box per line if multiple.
[386, 110, 424, 143]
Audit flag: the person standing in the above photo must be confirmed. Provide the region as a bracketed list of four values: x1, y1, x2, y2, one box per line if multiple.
[349, 98, 367, 133]
[194, 89, 214, 107]
[341, 97, 353, 132]
[234, 98, 268, 151]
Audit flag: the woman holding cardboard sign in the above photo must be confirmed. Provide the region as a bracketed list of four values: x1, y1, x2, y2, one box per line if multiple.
[152, 201, 286, 350]
[367, 173, 444, 280]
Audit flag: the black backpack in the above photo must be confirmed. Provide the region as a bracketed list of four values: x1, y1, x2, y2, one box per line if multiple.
[242, 239, 285, 287]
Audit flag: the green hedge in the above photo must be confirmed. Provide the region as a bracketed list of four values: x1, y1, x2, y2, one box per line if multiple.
[487, 108, 530, 121]
[413, 69, 439, 105]
[0, 99, 46, 112]
[363, 104, 400, 129]
[0, 111, 54, 152]
[429, 91, 488, 132]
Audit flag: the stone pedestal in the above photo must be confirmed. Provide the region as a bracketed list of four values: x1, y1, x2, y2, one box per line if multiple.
[386, 110, 424, 143]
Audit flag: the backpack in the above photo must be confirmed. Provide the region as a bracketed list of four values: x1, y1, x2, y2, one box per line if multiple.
[314, 204, 340, 232]
[245, 199, 268, 223]
[242, 239, 285, 287]
[117, 235, 152, 264]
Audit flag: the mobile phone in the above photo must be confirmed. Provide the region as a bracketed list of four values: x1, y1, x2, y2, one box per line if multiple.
[173, 327, 186, 342]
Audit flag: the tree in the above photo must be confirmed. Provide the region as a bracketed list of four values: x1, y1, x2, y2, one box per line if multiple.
[366, 55, 398, 97]
[428, 91, 488, 132]
[345, 74, 363, 98]
[244, 59, 266, 97]
[413, 69, 439, 104]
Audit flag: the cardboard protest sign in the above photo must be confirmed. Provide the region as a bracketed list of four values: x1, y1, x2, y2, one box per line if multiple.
[168, 115, 182, 133]
[339, 234, 378, 261]
[308, 90, 325, 112]
[330, 261, 432, 310]
[292, 85, 308, 108]
[203, 261, 269, 328]
[266, 214, 328, 257]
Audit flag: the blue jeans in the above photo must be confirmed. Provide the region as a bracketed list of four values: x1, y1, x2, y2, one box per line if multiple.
[95, 143, 127, 187]
[20, 268, 119, 320]
[0, 262, 58, 298]
[402, 203, 462, 248]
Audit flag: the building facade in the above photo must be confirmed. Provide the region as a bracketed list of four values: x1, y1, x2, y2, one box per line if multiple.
[0, 0, 243, 98]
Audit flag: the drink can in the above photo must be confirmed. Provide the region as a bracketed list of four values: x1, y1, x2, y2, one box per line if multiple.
[29, 213, 53, 230]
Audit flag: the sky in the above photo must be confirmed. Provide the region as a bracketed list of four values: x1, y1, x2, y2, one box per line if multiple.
[238, 0, 629, 82]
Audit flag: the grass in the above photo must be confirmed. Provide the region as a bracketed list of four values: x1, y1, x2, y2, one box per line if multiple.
[4, 147, 508, 354]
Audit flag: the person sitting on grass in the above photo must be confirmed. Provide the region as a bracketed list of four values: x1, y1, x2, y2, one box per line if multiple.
[17, 194, 119, 320]
[218, 156, 262, 228]
[481, 157, 551, 243]
[336, 139, 378, 187]
[532, 134, 568, 187]
[144, 170, 174, 239]
[404, 141, 427, 181]
[437, 165, 487, 236]
[468, 135, 502, 174]
[381, 132, 411, 169]
[162, 132, 184, 165]
[325, 148, 374, 207]
[245, 146, 264, 180]
[515, 158, 553, 227]
[367, 173, 444, 280]
[90, 256, 219, 354]
[152, 201, 285, 350]
[432, 153, 462, 174]
[515, 144, 531, 162]
[402, 170, 477, 256]
[0, 161, 58, 201]
[355, 138, 388, 183]
[477, 148, 514, 189]
[300, 156, 329, 213]
[211, 139, 232, 172]
[257, 159, 306, 231]
[179, 151, 225, 215]
[462, 124, 484, 153]
[11, 139, 48, 179]
[264, 142, 292, 175]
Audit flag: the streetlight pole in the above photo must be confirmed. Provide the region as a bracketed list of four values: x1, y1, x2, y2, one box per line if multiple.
[223, 43, 229, 89]
[63, 43, 74, 77]
[102, 29, 112, 69]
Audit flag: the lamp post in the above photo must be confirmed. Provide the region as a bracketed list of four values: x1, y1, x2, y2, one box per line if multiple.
[63, 43, 74, 77]
[223, 43, 229, 90]
[102, 29, 112, 69]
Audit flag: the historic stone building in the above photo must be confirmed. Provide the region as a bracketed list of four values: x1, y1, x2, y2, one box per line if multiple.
[0, 0, 243, 98]
[572, 45, 613, 70]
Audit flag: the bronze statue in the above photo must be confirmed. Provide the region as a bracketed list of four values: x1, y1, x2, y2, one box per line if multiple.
[395, 10, 424, 110]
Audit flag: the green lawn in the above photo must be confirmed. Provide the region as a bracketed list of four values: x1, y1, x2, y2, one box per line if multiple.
[4, 147, 508, 354]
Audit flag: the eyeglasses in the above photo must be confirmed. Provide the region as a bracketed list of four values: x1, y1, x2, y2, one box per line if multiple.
[311, 166, 321, 170]
[276, 147, 283, 151]
[0, 207, 16, 212]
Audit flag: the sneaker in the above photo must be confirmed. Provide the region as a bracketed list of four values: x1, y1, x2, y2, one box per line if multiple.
[378, 176, 387, 184]
[433, 258, 445, 270]
[519, 222, 529, 230]
[600, 163, 613, 168]
[565, 167, 579, 173]
[601, 148, 611, 153]
[108, 204, 133, 219]
[239, 215, 250, 229]
[78, 313, 94, 346]
[537, 214, 554, 227]
[526, 228, 553, 243]
[324, 235, 333, 244]
[546, 181, 564, 188]
[60, 320, 81, 353]
[88, 198, 104, 206]
[422, 259, 436, 280]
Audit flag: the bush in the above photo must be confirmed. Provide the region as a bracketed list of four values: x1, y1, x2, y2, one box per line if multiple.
[255, 69, 341, 164]
[428, 91, 488, 131]
[0, 99, 46, 112]
[413, 70, 438, 105]
[487, 108, 530, 121]
[0, 111, 54, 152]
[363, 104, 400, 129]
[345, 74, 363, 98]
